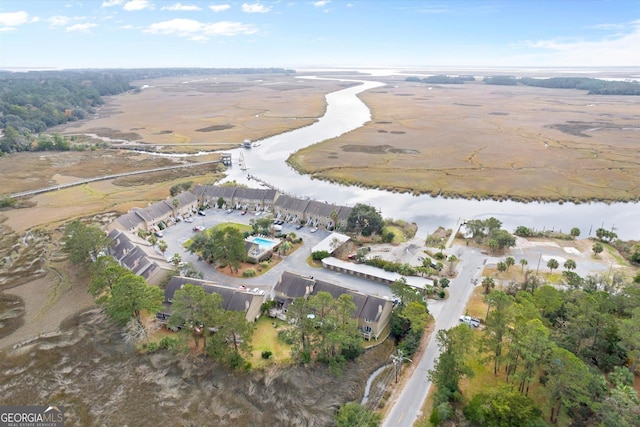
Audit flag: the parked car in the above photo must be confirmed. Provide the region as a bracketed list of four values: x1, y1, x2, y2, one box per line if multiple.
[226, 209, 233, 214]
[154, 231, 164, 237]
[198, 210, 206, 216]
[459, 315, 480, 328]
[310, 227, 318, 233]
[241, 210, 247, 215]
[193, 226, 205, 232]
[295, 224, 304, 230]
[184, 217, 194, 223]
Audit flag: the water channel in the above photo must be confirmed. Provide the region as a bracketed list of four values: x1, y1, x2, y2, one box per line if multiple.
[220, 76, 639, 240]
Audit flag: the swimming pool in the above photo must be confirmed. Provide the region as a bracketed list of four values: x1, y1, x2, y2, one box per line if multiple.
[247, 236, 280, 250]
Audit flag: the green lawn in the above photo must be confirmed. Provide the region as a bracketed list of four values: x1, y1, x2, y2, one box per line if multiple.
[249, 317, 293, 368]
[382, 225, 407, 243]
[211, 222, 253, 233]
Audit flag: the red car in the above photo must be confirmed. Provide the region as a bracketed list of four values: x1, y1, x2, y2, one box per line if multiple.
[193, 226, 205, 232]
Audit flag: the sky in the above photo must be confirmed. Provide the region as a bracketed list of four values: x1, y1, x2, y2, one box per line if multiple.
[0, 0, 639, 70]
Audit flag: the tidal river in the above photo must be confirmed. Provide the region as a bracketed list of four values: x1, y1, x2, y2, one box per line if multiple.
[223, 77, 640, 240]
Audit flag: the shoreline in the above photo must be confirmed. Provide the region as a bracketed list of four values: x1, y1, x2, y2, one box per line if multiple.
[285, 157, 640, 205]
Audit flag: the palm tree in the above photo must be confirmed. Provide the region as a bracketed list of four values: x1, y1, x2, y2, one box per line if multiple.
[497, 261, 507, 275]
[505, 256, 515, 271]
[593, 242, 604, 257]
[278, 241, 292, 255]
[170, 253, 182, 267]
[447, 255, 457, 276]
[564, 259, 577, 271]
[520, 258, 528, 273]
[172, 197, 179, 218]
[547, 258, 559, 273]
[482, 276, 495, 294]
[330, 209, 339, 231]
[158, 240, 168, 257]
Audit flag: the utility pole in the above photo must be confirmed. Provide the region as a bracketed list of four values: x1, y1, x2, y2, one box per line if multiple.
[536, 253, 542, 275]
[390, 350, 412, 384]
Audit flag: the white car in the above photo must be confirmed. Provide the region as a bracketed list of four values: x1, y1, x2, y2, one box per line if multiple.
[459, 315, 480, 328]
[184, 217, 194, 223]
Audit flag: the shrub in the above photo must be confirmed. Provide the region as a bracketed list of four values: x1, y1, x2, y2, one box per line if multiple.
[159, 336, 178, 350]
[278, 330, 294, 345]
[382, 231, 395, 243]
[311, 250, 331, 261]
[261, 350, 273, 359]
[0, 196, 16, 208]
[259, 261, 270, 271]
[146, 342, 159, 353]
[243, 268, 257, 278]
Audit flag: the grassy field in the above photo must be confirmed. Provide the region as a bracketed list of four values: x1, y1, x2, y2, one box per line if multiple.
[51, 74, 353, 152]
[248, 317, 293, 368]
[288, 77, 640, 203]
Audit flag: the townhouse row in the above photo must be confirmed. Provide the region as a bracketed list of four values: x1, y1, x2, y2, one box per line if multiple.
[108, 185, 353, 235]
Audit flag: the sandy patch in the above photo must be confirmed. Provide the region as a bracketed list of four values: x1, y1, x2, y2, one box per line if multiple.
[564, 247, 582, 255]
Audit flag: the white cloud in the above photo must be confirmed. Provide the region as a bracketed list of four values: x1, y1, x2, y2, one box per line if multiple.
[161, 3, 201, 11]
[523, 19, 640, 66]
[123, 0, 154, 11]
[101, 0, 124, 7]
[66, 23, 98, 32]
[209, 4, 231, 12]
[242, 3, 271, 13]
[313, 1, 330, 7]
[146, 18, 257, 39]
[0, 11, 30, 28]
[589, 23, 626, 31]
[48, 15, 72, 27]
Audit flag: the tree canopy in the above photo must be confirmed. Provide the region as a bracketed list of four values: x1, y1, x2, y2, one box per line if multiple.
[63, 220, 110, 265]
[104, 272, 164, 327]
[346, 203, 384, 236]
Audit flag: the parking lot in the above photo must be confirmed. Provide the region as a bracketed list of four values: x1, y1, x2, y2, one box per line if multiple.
[156, 206, 396, 299]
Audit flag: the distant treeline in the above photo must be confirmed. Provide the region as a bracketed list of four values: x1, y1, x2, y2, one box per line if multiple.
[483, 75, 640, 95]
[406, 75, 476, 84]
[405, 74, 640, 95]
[0, 68, 293, 155]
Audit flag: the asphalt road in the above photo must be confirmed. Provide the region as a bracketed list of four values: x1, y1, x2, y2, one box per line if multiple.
[382, 246, 488, 427]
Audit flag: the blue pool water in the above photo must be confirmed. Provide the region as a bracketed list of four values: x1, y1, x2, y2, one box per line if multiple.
[249, 236, 279, 249]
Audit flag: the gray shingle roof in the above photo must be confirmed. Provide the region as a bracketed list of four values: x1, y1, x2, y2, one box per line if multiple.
[305, 200, 340, 218]
[360, 295, 390, 323]
[115, 211, 145, 230]
[134, 200, 173, 222]
[274, 271, 315, 299]
[164, 276, 256, 313]
[274, 195, 310, 212]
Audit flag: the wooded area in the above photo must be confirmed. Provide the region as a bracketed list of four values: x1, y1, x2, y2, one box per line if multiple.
[406, 74, 640, 95]
[0, 68, 293, 155]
